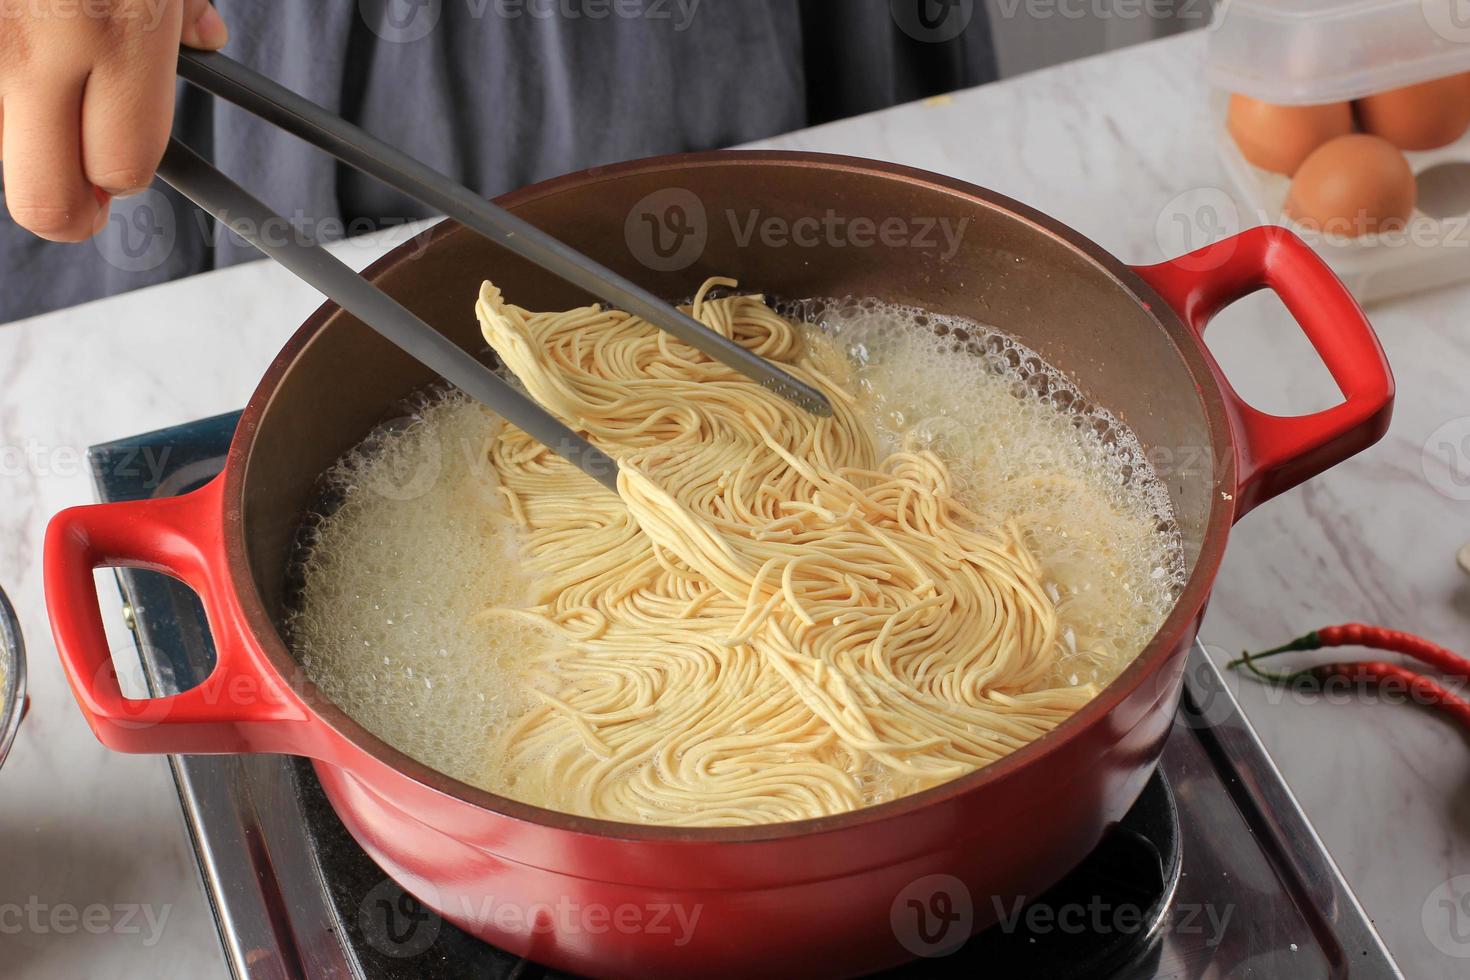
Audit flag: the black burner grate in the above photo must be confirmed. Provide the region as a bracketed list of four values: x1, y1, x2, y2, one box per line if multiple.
[300, 755, 1180, 980]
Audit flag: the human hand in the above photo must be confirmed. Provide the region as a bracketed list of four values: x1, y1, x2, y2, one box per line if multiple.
[0, 0, 228, 242]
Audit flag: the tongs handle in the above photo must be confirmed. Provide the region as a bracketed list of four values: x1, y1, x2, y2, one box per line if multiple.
[176, 48, 832, 418]
[155, 138, 620, 492]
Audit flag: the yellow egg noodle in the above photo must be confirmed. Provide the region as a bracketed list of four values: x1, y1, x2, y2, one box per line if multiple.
[469, 277, 1100, 826]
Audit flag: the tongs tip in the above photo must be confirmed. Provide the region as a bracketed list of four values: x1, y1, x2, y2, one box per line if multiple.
[766, 379, 834, 418]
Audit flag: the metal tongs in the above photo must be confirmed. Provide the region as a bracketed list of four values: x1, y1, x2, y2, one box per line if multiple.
[158, 50, 832, 493]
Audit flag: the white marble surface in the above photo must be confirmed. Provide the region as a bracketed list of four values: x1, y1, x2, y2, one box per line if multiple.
[0, 225, 437, 980]
[2, 31, 1467, 979]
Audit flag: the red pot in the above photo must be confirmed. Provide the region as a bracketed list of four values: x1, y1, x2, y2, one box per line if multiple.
[44, 153, 1392, 978]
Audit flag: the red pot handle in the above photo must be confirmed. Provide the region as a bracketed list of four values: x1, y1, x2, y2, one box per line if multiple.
[1133, 226, 1394, 518]
[44, 475, 319, 756]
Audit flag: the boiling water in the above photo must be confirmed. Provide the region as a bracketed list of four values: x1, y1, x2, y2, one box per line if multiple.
[289, 406, 550, 788]
[792, 298, 1186, 688]
[289, 302, 1187, 797]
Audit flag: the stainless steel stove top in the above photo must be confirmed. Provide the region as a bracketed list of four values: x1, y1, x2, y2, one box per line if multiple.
[90, 413, 1402, 979]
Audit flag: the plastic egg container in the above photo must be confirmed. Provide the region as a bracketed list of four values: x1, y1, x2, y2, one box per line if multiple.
[1208, 0, 1470, 302]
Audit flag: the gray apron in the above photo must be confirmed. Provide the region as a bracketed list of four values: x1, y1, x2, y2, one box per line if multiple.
[0, 0, 995, 323]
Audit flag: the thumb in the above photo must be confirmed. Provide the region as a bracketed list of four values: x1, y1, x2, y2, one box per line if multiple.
[180, 0, 229, 50]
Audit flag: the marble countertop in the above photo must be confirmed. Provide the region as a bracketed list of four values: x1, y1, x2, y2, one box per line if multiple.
[2, 31, 1467, 980]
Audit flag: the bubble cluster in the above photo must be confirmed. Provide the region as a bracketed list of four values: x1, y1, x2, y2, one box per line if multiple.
[287, 395, 547, 789]
[789, 297, 1187, 687]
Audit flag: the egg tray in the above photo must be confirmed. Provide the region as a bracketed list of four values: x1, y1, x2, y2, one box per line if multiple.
[1211, 92, 1470, 304]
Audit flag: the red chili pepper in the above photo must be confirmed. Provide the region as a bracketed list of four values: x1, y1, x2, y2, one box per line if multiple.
[1231, 622, 1470, 680]
[1235, 659, 1470, 730]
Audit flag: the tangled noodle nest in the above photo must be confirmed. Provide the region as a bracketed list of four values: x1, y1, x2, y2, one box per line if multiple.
[473, 278, 1093, 826]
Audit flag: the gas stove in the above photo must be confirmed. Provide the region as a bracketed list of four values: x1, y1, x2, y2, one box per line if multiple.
[91, 414, 1402, 979]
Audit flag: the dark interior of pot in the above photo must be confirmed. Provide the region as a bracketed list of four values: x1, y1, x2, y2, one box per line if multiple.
[239, 155, 1221, 643]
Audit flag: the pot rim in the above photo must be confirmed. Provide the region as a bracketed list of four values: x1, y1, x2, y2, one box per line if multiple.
[0, 584, 27, 772]
[224, 150, 1237, 844]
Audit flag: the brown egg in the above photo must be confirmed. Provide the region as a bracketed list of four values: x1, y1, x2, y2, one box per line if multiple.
[1356, 75, 1470, 150]
[1285, 135, 1416, 238]
[1227, 94, 1354, 175]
